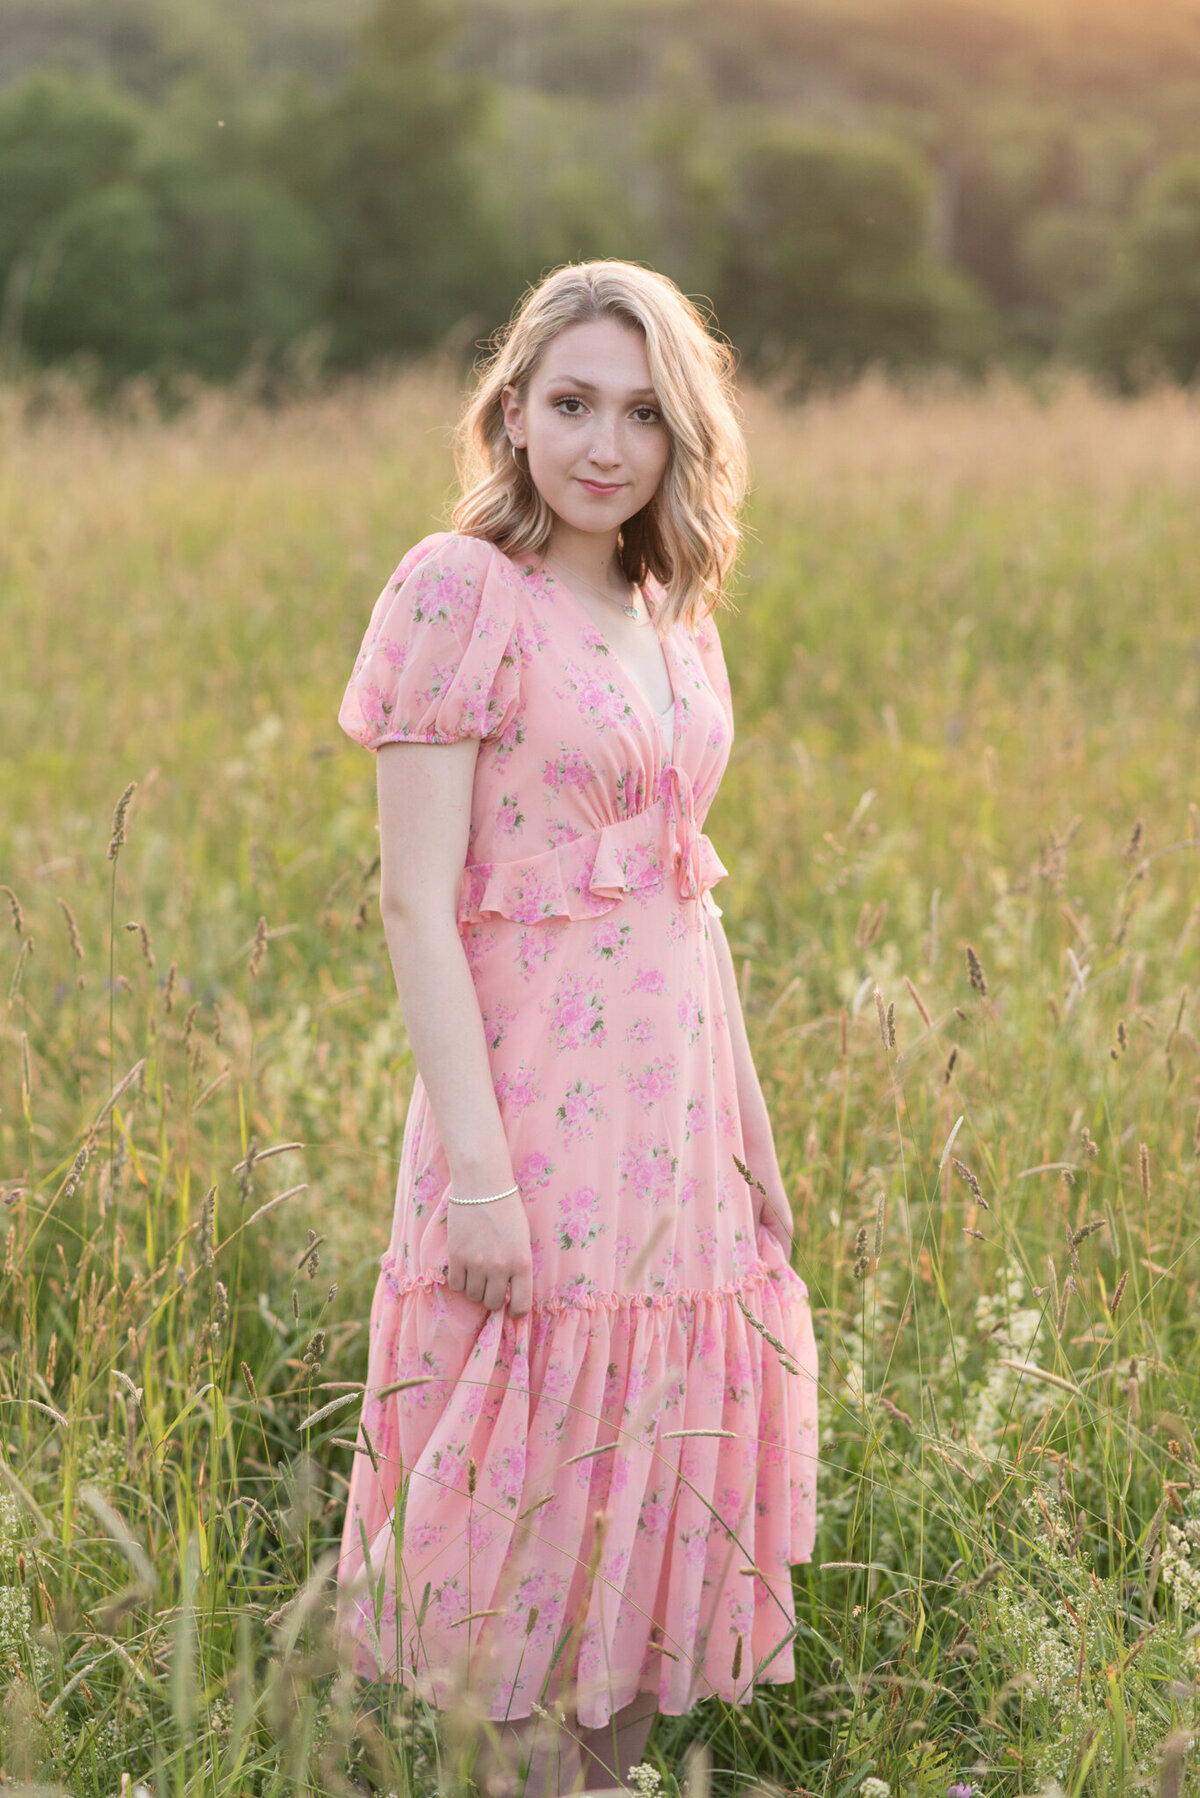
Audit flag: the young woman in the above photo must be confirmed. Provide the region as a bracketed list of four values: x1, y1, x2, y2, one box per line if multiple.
[333, 260, 818, 1797]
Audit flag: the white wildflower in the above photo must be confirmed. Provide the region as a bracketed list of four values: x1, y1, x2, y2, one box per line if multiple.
[861, 1780, 892, 1798]
[627, 1766, 663, 1798]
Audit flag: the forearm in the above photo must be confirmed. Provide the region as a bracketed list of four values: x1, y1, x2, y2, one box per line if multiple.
[380, 905, 514, 1195]
[708, 910, 781, 1180]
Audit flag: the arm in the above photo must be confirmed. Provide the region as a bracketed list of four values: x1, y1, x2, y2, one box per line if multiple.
[707, 908, 794, 1253]
[376, 739, 532, 1316]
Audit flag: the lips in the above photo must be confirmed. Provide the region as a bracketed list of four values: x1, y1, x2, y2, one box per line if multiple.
[578, 478, 623, 494]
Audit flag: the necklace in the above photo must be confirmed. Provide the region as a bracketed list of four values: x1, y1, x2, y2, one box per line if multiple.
[544, 558, 649, 625]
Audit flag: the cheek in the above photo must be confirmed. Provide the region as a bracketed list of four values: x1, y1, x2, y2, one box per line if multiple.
[636, 433, 671, 491]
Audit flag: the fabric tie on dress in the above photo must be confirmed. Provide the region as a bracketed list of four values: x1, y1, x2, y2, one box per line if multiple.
[662, 764, 705, 925]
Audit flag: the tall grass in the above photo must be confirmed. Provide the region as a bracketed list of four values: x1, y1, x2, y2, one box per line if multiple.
[2, 363, 1200, 1796]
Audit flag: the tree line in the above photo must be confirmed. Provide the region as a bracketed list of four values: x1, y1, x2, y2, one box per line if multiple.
[2, 0, 1199, 391]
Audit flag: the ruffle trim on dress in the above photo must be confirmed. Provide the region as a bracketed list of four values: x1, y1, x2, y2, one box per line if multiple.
[456, 782, 729, 927]
[379, 1252, 806, 1315]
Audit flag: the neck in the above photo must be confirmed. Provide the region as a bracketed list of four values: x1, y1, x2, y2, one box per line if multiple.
[544, 520, 626, 594]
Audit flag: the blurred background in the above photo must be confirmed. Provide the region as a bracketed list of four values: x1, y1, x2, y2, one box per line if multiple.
[3, 0, 1200, 393]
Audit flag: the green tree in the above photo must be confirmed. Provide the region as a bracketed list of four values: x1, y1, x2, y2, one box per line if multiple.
[266, 0, 512, 369]
[149, 167, 331, 380]
[19, 181, 171, 372]
[1082, 153, 1200, 386]
[0, 72, 152, 366]
[715, 123, 991, 379]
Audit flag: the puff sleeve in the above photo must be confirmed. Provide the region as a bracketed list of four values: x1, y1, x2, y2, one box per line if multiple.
[338, 532, 521, 750]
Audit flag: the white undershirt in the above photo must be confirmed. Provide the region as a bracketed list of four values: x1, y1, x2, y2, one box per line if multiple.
[655, 698, 675, 758]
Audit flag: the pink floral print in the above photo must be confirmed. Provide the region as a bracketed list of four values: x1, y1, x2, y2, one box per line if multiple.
[333, 532, 818, 1730]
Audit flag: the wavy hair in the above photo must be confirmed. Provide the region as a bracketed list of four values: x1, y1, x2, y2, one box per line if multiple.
[451, 260, 748, 631]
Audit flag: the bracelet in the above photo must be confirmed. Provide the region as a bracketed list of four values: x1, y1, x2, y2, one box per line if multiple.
[447, 1181, 519, 1206]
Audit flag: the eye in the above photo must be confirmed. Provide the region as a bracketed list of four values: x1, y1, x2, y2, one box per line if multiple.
[554, 396, 586, 415]
[633, 405, 662, 425]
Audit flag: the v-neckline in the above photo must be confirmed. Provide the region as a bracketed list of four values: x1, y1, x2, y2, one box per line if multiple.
[531, 560, 680, 742]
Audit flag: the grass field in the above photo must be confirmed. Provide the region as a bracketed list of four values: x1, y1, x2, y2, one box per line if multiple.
[2, 363, 1200, 1797]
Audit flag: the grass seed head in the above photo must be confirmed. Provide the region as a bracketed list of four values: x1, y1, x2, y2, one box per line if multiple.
[965, 944, 988, 995]
[8, 936, 34, 1003]
[0, 885, 22, 936]
[1122, 817, 1143, 860]
[1111, 1270, 1129, 1316]
[1140, 1142, 1151, 1201]
[57, 897, 83, 960]
[124, 921, 154, 968]
[249, 915, 268, 979]
[886, 999, 896, 1047]
[944, 1045, 958, 1084]
[107, 781, 138, 862]
[952, 1158, 983, 1202]
[197, 1186, 216, 1267]
[874, 985, 888, 1050]
[903, 974, 932, 1027]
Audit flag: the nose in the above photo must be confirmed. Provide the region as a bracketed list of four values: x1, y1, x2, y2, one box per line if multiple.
[587, 411, 622, 469]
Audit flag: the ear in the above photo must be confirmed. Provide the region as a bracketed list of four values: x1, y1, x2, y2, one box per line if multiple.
[500, 383, 526, 448]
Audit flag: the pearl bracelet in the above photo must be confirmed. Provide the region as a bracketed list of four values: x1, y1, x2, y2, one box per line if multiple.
[447, 1181, 520, 1206]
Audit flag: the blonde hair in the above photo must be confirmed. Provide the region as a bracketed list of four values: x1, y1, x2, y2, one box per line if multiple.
[451, 260, 748, 631]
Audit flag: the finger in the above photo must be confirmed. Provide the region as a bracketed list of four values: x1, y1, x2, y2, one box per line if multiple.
[464, 1271, 487, 1305]
[508, 1268, 532, 1318]
[446, 1261, 466, 1292]
[482, 1274, 509, 1311]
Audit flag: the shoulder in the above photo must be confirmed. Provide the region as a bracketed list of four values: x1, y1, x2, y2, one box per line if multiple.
[389, 529, 511, 592]
[385, 532, 519, 639]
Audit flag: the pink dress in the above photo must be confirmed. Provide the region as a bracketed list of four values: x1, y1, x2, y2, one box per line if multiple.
[333, 530, 818, 1728]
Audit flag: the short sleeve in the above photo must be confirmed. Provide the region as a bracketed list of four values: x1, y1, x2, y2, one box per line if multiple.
[338, 532, 521, 750]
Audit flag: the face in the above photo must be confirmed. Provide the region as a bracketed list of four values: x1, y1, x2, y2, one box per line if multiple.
[501, 317, 671, 537]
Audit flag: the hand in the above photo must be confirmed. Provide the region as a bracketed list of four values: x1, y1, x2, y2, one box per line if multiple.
[446, 1191, 533, 1316]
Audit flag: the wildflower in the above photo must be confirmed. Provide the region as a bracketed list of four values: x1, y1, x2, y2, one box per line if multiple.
[947, 1785, 979, 1797]
[861, 1780, 892, 1798]
[627, 1766, 662, 1798]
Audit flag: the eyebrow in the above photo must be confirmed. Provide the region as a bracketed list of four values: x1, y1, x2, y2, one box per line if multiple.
[543, 374, 660, 401]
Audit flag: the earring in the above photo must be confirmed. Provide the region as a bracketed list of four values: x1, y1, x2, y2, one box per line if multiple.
[510, 441, 522, 466]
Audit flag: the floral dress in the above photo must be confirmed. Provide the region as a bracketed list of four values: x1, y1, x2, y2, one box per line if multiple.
[333, 530, 818, 1729]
